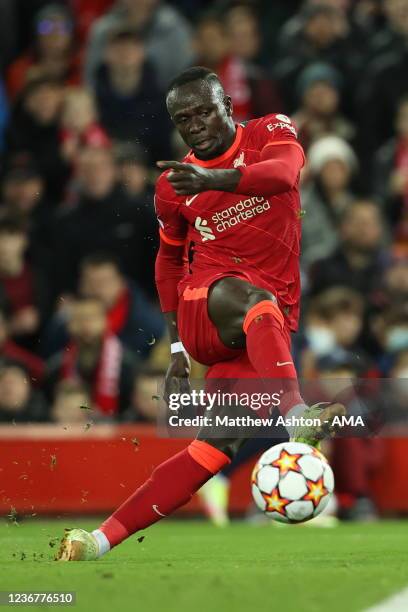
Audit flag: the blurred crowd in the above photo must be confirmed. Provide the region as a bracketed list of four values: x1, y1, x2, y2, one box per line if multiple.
[0, 0, 407, 453]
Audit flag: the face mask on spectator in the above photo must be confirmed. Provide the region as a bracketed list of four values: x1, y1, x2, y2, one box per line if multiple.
[306, 326, 336, 356]
[386, 328, 408, 352]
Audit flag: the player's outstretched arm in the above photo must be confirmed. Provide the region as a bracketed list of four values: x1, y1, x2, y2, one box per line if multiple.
[157, 143, 304, 198]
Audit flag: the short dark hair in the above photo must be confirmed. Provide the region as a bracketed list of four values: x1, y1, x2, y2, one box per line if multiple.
[0, 215, 28, 236]
[107, 26, 143, 46]
[72, 295, 106, 310]
[80, 251, 122, 273]
[309, 287, 364, 320]
[21, 75, 63, 99]
[166, 66, 222, 97]
[340, 199, 381, 225]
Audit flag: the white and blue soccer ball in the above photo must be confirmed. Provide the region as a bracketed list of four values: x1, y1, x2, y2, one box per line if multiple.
[251, 441, 334, 524]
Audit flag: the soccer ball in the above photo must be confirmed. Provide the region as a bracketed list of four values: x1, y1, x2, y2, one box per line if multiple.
[251, 441, 334, 524]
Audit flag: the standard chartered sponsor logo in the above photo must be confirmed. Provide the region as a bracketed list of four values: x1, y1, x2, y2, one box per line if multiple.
[212, 196, 270, 232]
[195, 197, 271, 241]
[194, 217, 216, 241]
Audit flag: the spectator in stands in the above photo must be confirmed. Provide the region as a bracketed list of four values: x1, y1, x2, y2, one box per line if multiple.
[50, 379, 91, 424]
[294, 287, 366, 378]
[1, 161, 52, 247]
[44, 252, 164, 358]
[115, 142, 159, 296]
[306, 287, 365, 356]
[2, 162, 44, 218]
[0, 307, 45, 386]
[301, 136, 358, 266]
[60, 87, 110, 164]
[369, 0, 408, 61]
[85, 0, 193, 90]
[222, 2, 263, 65]
[293, 62, 354, 151]
[115, 142, 150, 198]
[373, 303, 408, 371]
[309, 199, 386, 297]
[47, 297, 138, 417]
[274, 4, 357, 111]
[120, 364, 164, 422]
[0, 216, 51, 349]
[52, 146, 151, 294]
[6, 4, 81, 100]
[373, 96, 408, 239]
[193, 14, 282, 121]
[297, 287, 368, 377]
[316, 352, 381, 521]
[6, 76, 69, 201]
[93, 27, 171, 161]
[356, 4, 408, 179]
[0, 362, 48, 423]
[380, 258, 408, 307]
[80, 253, 164, 356]
[364, 258, 408, 356]
[277, 0, 350, 56]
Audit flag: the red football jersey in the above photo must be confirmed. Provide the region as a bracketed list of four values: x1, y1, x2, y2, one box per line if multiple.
[155, 113, 304, 331]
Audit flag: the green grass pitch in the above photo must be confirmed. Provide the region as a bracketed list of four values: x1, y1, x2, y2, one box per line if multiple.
[1, 519, 407, 611]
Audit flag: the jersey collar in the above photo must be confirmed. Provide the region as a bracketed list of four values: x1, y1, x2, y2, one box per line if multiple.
[188, 124, 243, 168]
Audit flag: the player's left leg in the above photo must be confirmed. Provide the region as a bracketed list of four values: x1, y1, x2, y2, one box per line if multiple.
[207, 276, 345, 442]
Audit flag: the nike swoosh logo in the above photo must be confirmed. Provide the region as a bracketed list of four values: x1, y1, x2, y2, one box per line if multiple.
[185, 194, 200, 206]
[152, 504, 166, 517]
[276, 361, 293, 367]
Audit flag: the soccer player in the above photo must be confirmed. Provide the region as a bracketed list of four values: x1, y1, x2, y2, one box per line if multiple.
[56, 67, 344, 561]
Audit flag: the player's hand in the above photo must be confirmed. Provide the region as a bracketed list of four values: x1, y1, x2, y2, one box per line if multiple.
[157, 160, 214, 195]
[157, 160, 241, 195]
[164, 351, 191, 406]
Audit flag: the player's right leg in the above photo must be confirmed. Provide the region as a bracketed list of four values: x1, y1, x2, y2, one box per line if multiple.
[55, 435, 247, 561]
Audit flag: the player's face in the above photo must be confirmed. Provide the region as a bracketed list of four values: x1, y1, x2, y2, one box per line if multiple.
[167, 81, 234, 160]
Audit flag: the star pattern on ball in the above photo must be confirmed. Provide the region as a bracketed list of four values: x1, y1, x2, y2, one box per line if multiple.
[251, 463, 261, 485]
[271, 449, 303, 476]
[311, 447, 328, 463]
[303, 477, 328, 508]
[262, 488, 290, 516]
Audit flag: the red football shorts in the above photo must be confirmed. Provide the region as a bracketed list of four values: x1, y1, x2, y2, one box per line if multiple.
[177, 269, 291, 379]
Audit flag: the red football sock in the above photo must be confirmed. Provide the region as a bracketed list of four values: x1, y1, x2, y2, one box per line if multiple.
[99, 441, 230, 548]
[243, 300, 304, 416]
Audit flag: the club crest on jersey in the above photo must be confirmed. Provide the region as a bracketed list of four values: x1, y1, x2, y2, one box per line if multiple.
[195, 217, 215, 241]
[233, 152, 246, 168]
[275, 114, 291, 124]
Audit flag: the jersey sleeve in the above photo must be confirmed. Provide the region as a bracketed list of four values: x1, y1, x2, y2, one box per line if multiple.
[235, 114, 305, 197]
[252, 114, 305, 165]
[154, 178, 188, 312]
[154, 182, 188, 246]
